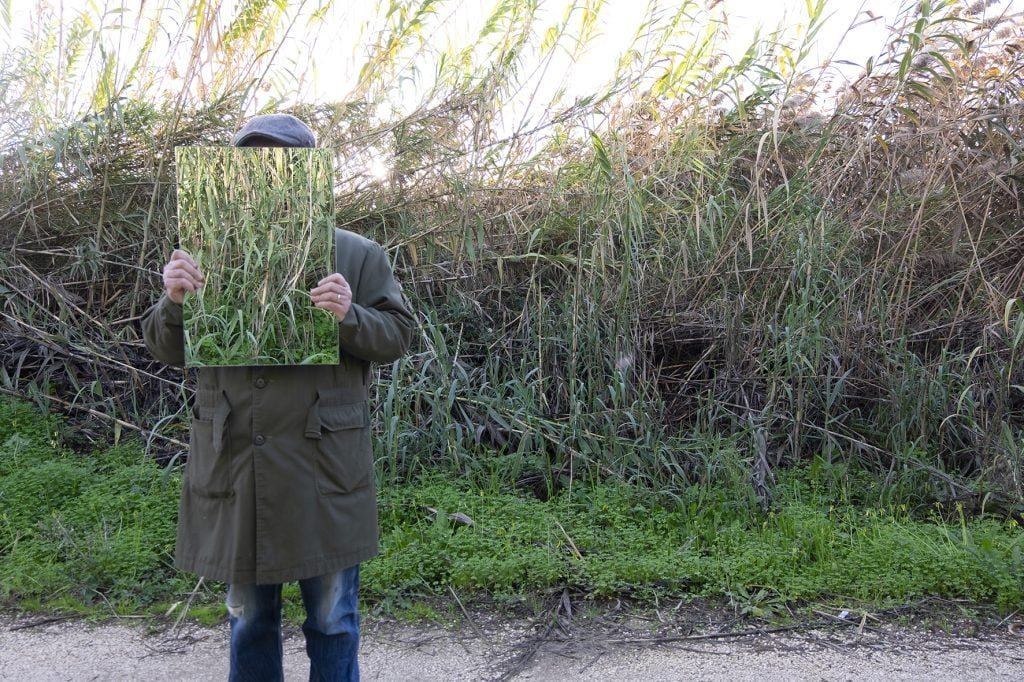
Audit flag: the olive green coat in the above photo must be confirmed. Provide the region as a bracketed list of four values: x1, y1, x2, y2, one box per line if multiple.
[141, 229, 415, 584]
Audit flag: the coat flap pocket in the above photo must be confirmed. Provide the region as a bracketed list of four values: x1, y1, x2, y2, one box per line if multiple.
[321, 401, 368, 432]
[195, 388, 220, 410]
[305, 397, 368, 439]
[195, 389, 231, 455]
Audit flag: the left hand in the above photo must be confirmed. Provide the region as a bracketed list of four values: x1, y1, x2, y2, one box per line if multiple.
[311, 273, 352, 322]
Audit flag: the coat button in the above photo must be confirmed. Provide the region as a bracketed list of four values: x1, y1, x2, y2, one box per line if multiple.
[254, 377, 267, 389]
[254, 434, 266, 446]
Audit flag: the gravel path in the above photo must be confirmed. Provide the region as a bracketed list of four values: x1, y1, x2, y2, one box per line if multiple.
[2, 610, 1023, 680]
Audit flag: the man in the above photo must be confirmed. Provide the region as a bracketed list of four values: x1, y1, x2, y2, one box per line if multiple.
[142, 113, 415, 681]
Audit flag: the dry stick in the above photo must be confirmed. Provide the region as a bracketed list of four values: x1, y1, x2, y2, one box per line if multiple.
[330, 104, 594, 204]
[12, 246, 164, 283]
[7, 615, 77, 632]
[131, 111, 171, 315]
[171, 577, 205, 635]
[995, 610, 1020, 630]
[0, 306, 178, 390]
[0, 387, 188, 449]
[811, 609, 878, 633]
[91, 586, 137, 619]
[0, 186, 87, 225]
[447, 585, 489, 643]
[607, 622, 823, 645]
[497, 613, 558, 682]
[554, 521, 583, 561]
[577, 652, 605, 675]
[15, 264, 107, 331]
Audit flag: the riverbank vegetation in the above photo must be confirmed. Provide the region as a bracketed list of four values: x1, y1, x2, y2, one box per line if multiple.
[1, 397, 1020, 618]
[0, 0, 1022, 615]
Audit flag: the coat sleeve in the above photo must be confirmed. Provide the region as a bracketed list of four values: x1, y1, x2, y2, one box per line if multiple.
[140, 293, 187, 367]
[339, 243, 416, 363]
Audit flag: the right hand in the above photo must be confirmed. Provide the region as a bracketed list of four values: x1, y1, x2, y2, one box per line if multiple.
[163, 249, 205, 305]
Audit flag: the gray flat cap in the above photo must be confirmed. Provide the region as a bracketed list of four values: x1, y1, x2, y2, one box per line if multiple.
[231, 113, 317, 148]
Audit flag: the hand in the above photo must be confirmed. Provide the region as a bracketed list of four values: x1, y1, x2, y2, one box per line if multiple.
[163, 249, 205, 305]
[311, 273, 352, 322]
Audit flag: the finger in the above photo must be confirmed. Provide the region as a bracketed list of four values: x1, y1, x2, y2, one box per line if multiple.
[312, 299, 347, 314]
[321, 272, 344, 284]
[170, 249, 199, 268]
[166, 259, 205, 283]
[314, 297, 350, 311]
[313, 302, 346, 320]
[165, 275, 202, 293]
[169, 250, 206, 283]
[310, 282, 349, 297]
[312, 291, 350, 308]
[316, 273, 346, 288]
[167, 255, 203, 277]
[165, 268, 203, 291]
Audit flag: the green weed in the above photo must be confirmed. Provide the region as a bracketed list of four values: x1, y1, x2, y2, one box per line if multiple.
[1, 397, 1022, 617]
[0, 399, 186, 608]
[0, 0, 1021, 510]
[366, 472, 1024, 610]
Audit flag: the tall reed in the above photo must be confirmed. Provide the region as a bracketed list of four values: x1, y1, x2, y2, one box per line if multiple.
[0, 0, 1021, 506]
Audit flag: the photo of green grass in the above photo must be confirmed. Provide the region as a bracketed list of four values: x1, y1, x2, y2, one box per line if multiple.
[175, 146, 337, 367]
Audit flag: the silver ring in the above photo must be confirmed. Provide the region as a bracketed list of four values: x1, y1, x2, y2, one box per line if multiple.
[337, 294, 342, 301]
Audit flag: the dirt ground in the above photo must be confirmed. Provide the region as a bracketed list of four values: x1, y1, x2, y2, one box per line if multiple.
[2, 602, 1023, 681]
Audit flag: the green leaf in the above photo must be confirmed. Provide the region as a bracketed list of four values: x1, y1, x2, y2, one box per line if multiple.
[906, 81, 935, 103]
[1003, 298, 1021, 332]
[590, 132, 612, 181]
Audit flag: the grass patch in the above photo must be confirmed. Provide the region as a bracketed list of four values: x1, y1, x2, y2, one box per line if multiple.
[1, 397, 1021, 621]
[367, 473, 1024, 610]
[0, 399, 189, 609]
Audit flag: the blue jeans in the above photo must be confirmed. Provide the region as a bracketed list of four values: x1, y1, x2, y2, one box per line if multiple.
[226, 564, 360, 682]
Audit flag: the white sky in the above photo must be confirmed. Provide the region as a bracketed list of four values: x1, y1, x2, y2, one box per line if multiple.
[266, 0, 1019, 108]
[289, 0, 905, 110]
[2, 0, 1021, 125]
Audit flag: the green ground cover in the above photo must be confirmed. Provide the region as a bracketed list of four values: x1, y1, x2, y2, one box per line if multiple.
[1, 397, 1020, 622]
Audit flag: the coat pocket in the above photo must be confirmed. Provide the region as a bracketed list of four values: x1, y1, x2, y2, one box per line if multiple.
[305, 394, 371, 495]
[188, 389, 234, 499]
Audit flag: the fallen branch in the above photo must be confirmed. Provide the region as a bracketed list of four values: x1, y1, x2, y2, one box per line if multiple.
[171, 577, 206, 635]
[606, 621, 824, 645]
[0, 386, 187, 449]
[447, 585, 489, 642]
[8, 615, 77, 631]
